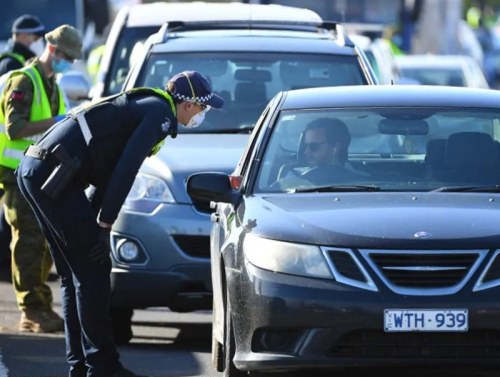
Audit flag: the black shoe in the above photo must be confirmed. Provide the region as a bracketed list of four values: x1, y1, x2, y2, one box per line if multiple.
[112, 368, 137, 377]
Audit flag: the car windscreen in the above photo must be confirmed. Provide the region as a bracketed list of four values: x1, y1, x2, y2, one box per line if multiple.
[256, 107, 500, 193]
[400, 67, 466, 87]
[104, 26, 159, 97]
[0, 0, 78, 41]
[138, 52, 367, 134]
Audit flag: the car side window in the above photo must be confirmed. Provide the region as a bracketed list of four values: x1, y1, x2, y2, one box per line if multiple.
[234, 101, 273, 177]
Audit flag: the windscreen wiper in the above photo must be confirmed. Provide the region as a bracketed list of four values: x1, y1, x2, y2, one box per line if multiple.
[200, 127, 254, 134]
[292, 184, 381, 193]
[431, 185, 500, 193]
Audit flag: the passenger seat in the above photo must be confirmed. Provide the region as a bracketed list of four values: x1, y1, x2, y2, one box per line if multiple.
[441, 132, 500, 184]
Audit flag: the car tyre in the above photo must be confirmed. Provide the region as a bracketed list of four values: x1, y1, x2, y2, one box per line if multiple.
[110, 307, 134, 345]
[223, 293, 246, 376]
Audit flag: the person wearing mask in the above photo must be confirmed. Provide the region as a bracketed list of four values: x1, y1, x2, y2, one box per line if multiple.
[0, 24, 82, 333]
[0, 14, 46, 280]
[16, 71, 223, 376]
[0, 15, 46, 76]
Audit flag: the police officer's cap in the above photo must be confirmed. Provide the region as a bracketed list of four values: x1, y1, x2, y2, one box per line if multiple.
[12, 15, 45, 37]
[167, 71, 224, 109]
[45, 25, 83, 60]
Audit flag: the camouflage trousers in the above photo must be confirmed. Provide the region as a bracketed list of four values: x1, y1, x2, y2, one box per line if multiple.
[3, 182, 53, 311]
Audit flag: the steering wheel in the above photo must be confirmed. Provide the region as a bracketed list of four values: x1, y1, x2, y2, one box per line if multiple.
[300, 165, 355, 185]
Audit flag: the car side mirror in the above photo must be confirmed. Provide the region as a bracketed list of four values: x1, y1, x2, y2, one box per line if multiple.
[187, 172, 240, 205]
[58, 71, 91, 102]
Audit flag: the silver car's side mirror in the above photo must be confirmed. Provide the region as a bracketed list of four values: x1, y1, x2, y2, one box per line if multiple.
[58, 71, 91, 101]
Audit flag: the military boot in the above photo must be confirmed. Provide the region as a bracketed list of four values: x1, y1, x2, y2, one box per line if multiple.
[46, 309, 65, 332]
[19, 308, 63, 333]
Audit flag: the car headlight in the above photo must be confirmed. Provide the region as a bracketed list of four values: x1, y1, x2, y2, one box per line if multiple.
[123, 173, 175, 213]
[243, 234, 333, 279]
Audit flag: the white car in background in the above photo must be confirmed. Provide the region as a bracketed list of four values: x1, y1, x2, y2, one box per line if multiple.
[396, 55, 490, 89]
[91, 1, 323, 100]
[349, 34, 400, 85]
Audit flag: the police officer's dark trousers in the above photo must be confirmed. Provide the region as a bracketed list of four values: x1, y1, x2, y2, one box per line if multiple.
[16, 152, 122, 377]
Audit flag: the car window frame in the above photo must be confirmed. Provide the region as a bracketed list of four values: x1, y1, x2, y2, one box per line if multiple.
[243, 92, 287, 195]
[233, 93, 282, 186]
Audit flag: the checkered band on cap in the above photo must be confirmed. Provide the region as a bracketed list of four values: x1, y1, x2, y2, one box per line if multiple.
[169, 91, 214, 103]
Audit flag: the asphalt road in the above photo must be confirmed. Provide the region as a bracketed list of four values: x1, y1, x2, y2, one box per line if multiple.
[0, 279, 497, 377]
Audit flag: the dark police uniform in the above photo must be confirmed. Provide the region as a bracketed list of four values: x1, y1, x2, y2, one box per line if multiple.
[17, 90, 177, 377]
[0, 40, 36, 76]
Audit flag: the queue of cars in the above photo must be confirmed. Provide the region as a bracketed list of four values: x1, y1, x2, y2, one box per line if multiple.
[55, 1, 500, 375]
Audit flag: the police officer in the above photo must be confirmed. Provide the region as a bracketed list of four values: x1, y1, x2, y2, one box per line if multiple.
[17, 71, 223, 377]
[0, 15, 46, 76]
[0, 24, 82, 333]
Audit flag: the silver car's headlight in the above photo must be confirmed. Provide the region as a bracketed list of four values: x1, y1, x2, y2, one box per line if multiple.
[123, 173, 175, 213]
[243, 234, 333, 279]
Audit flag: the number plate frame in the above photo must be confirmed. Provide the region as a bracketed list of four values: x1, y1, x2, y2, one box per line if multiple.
[384, 309, 469, 332]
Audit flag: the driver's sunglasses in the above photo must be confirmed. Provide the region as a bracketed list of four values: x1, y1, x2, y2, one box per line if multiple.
[55, 49, 74, 63]
[304, 141, 328, 152]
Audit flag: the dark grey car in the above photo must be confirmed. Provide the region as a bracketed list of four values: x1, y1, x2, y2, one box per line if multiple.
[188, 85, 500, 376]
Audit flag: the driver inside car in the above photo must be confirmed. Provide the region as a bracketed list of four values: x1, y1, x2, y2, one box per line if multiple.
[278, 118, 368, 182]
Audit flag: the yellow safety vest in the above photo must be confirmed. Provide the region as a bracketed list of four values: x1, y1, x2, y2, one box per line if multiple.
[0, 65, 66, 169]
[72, 87, 176, 156]
[87, 45, 105, 84]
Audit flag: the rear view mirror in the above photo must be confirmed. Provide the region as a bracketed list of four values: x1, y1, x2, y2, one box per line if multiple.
[58, 71, 90, 101]
[379, 119, 429, 135]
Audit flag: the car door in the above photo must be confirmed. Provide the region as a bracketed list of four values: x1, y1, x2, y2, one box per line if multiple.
[211, 94, 281, 344]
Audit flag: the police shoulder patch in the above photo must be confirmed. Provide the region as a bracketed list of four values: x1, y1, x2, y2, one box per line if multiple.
[160, 117, 171, 132]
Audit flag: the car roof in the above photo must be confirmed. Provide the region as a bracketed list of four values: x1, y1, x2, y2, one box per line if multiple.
[395, 55, 472, 69]
[281, 85, 500, 110]
[150, 30, 355, 55]
[125, 2, 322, 28]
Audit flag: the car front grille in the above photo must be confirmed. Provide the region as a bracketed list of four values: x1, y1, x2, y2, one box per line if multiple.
[361, 250, 486, 295]
[328, 250, 366, 282]
[328, 330, 500, 359]
[172, 235, 210, 259]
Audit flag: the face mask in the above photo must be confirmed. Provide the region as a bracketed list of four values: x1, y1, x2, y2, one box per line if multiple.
[51, 57, 72, 74]
[183, 106, 210, 129]
[29, 39, 45, 56]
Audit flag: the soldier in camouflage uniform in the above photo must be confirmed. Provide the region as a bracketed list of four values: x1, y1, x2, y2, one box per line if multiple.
[0, 25, 82, 333]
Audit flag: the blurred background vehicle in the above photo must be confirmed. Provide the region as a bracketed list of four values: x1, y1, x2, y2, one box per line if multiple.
[396, 54, 490, 88]
[349, 34, 401, 84]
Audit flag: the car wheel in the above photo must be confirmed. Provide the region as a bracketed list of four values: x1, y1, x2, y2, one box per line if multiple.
[223, 293, 246, 376]
[110, 307, 134, 345]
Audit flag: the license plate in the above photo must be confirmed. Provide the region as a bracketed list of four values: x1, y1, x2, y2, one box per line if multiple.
[384, 309, 468, 332]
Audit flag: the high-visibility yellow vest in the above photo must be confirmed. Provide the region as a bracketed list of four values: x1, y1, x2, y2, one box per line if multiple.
[72, 87, 176, 156]
[0, 65, 66, 169]
[87, 45, 105, 84]
[0, 52, 26, 67]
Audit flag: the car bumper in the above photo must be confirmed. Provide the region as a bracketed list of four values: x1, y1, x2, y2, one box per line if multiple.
[110, 203, 212, 310]
[231, 263, 500, 372]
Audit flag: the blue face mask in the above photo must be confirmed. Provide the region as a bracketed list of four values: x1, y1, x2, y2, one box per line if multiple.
[52, 57, 72, 74]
